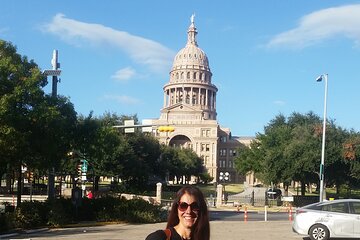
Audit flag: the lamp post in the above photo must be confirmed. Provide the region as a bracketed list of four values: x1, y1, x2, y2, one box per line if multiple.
[316, 74, 328, 202]
[219, 172, 230, 203]
[43, 50, 61, 200]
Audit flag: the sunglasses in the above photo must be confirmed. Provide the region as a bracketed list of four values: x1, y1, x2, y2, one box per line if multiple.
[178, 202, 200, 212]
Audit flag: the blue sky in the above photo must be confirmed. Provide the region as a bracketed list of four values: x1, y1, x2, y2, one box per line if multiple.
[1, 1, 360, 136]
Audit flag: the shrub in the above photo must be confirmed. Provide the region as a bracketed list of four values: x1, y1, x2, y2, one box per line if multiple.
[0, 213, 15, 233]
[4, 195, 167, 232]
[15, 201, 47, 229]
[124, 198, 167, 223]
[47, 198, 74, 226]
[91, 196, 124, 222]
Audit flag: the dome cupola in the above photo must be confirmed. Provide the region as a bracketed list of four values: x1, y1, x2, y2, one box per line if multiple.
[171, 14, 211, 79]
[162, 15, 218, 121]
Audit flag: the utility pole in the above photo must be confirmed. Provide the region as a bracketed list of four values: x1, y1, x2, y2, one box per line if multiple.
[43, 50, 61, 200]
[316, 74, 328, 202]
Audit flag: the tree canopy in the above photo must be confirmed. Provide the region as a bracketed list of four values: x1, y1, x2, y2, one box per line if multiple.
[235, 112, 360, 195]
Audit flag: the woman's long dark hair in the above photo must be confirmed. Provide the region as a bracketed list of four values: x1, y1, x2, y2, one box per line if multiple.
[166, 186, 210, 240]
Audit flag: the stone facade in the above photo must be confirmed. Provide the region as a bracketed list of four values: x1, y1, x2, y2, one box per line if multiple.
[150, 16, 254, 183]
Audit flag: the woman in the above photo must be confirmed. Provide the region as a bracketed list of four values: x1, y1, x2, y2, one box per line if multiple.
[146, 185, 210, 240]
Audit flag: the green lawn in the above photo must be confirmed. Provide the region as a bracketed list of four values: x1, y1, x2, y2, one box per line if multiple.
[159, 183, 244, 200]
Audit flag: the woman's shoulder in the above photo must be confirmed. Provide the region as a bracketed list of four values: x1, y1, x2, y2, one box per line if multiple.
[145, 227, 181, 240]
[145, 229, 167, 240]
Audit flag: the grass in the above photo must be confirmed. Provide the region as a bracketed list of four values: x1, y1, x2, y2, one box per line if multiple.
[147, 183, 244, 200]
[290, 185, 360, 199]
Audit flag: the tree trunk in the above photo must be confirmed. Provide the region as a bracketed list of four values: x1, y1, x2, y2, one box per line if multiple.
[300, 181, 306, 195]
[94, 175, 100, 191]
[6, 167, 12, 193]
[16, 163, 22, 207]
[284, 184, 289, 196]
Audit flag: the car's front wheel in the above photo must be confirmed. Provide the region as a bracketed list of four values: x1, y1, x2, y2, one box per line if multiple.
[309, 224, 330, 240]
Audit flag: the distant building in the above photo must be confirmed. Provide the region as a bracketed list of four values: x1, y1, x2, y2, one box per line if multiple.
[150, 16, 254, 183]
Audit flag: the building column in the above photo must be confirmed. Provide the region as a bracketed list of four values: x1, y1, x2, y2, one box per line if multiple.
[163, 89, 167, 108]
[198, 88, 201, 106]
[190, 87, 193, 105]
[205, 88, 208, 107]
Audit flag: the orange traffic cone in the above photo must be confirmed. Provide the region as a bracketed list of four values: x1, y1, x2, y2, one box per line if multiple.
[244, 206, 248, 222]
[288, 206, 293, 221]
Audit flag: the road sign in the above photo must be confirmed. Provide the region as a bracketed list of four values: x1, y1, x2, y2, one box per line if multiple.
[81, 159, 88, 172]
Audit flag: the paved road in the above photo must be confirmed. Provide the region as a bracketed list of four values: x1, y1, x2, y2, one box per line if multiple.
[3, 221, 306, 240]
[210, 210, 292, 221]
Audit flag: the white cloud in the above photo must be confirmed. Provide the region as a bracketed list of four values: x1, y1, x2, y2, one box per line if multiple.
[103, 94, 140, 105]
[111, 67, 136, 81]
[42, 13, 175, 73]
[267, 4, 360, 49]
[0, 27, 9, 35]
[273, 100, 285, 106]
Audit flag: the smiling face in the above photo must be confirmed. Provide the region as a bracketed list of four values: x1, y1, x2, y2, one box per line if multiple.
[177, 192, 199, 229]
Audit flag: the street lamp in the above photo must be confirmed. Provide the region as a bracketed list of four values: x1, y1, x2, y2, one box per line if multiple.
[219, 172, 230, 203]
[316, 74, 328, 202]
[43, 50, 61, 200]
[219, 171, 230, 182]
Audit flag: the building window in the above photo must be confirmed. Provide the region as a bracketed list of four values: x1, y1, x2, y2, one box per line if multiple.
[220, 149, 227, 156]
[219, 136, 227, 143]
[187, 72, 190, 79]
[228, 160, 233, 168]
[186, 94, 190, 104]
[219, 159, 226, 168]
[229, 149, 236, 156]
[202, 129, 210, 137]
[205, 156, 209, 165]
[202, 129, 206, 137]
[206, 144, 210, 151]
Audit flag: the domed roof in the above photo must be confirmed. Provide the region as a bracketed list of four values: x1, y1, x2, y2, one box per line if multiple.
[171, 15, 210, 71]
[173, 45, 209, 68]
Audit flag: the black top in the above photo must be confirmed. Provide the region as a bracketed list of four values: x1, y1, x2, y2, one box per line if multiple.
[145, 227, 182, 240]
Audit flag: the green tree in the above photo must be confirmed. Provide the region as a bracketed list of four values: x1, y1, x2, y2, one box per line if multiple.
[235, 111, 352, 196]
[343, 132, 360, 187]
[71, 113, 131, 191]
[0, 40, 77, 203]
[177, 148, 203, 183]
[124, 131, 161, 187]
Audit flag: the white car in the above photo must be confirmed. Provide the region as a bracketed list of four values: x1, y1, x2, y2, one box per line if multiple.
[292, 199, 360, 240]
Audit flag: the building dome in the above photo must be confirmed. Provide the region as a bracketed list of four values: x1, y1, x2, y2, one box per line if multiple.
[172, 45, 209, 70]
[171, 16, 210, 72]
[162, 15, 217, 121]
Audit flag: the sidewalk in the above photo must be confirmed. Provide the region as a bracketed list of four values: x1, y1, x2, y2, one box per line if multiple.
[0, 206, 296, 239]
[209, 204, 295, 213]
[0, 221, 301, 240]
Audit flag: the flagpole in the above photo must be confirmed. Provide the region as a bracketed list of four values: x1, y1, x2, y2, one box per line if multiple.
[318, 74, 328, 202]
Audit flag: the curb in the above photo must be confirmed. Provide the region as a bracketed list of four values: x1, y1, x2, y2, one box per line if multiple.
[0, 227, 48, 239]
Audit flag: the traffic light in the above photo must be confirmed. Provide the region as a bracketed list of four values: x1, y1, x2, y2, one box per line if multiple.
[77, 163, 82, 176]
[158, 126, 175, 132]
[29, 171, 34, 182]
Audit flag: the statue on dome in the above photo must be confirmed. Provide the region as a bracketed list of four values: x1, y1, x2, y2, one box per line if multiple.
[190, 13, 195, 24]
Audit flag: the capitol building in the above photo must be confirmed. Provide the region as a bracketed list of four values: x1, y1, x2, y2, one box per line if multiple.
[148, 16, 254, 184]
